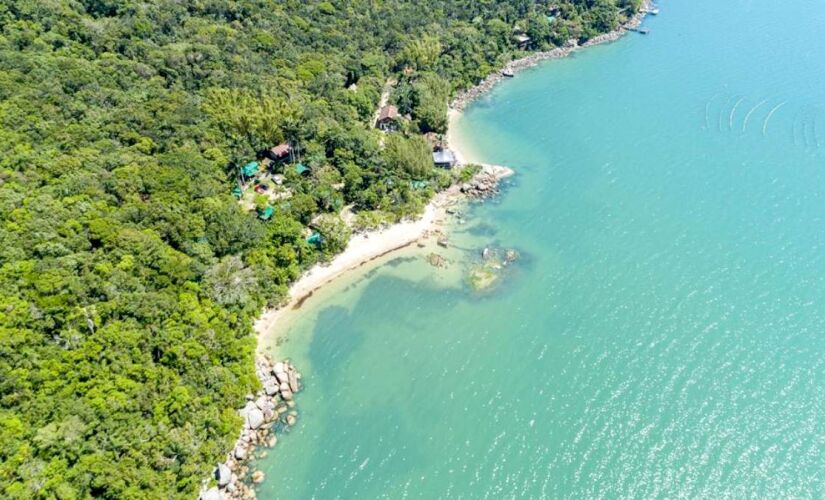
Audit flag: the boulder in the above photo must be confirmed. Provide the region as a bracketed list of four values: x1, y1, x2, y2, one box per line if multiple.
[273, 362, 285, 374]
[215, 463, 232, 487]
[288, 370, 299, 393]
[246, 408, 264, 430]
[279, 382, 290, 393]
[264, 380, 279, 396]
[286, 414, 297, 426]
[234, 445, 248, 461]
[275, 371, 290, 385]
[199, 487, 222, 500]
[251, 470, 265, 484]
[255, 396, 269, 411]
[281, 389, 293, 401]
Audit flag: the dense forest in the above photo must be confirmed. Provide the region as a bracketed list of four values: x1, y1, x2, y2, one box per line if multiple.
[0, 0, 641, 497]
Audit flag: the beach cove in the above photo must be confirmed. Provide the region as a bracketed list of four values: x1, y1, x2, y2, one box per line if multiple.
[252, 0, 825, 497]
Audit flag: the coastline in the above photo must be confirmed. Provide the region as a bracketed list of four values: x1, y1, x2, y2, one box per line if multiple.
[450, 0, 652, 111]
[253, 0, 653, 351]
[253, 195, 449, 345]
[233, 4, 652, 496]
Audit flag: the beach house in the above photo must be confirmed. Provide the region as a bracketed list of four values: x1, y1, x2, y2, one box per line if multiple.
[376, 105, 400, 131]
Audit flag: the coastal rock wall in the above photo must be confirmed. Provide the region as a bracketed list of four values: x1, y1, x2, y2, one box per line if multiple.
[200, 358, 302, 500]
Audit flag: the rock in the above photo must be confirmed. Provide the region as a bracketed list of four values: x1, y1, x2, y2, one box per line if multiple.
[267, 435, 278, 447]
[428, 253, 446, 268]
[246, 408, 264, 430]
[288, 370, 299, 393]
[255, 396, 270, 412]
[275, 403, 289, 415]
[215, 463, 232, 487]
[505, 249, 519, 263]
[286, 414, 297, 426]
[264, 380, 279, 396]
[234, 445, 248, 461]
[482, 247, 490, 260]
[200, 487, 222, 500]
[281, 389, 293, 401]
[273, 362, 285, 374]
[251, 470, 265, 484]
[275, 371, 290, 385]
[437, 237, 448, 248]
[279, 382, 290, 394]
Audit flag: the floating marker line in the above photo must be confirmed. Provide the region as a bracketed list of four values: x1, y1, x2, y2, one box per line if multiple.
[763, 101, 786, 136]
[704, 94, 719, 130]
[729, 97, 745, 131]
[742, 99, 767, 133]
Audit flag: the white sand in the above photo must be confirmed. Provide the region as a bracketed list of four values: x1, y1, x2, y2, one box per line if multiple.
[254, 110, 490, 346]
[254, 195, 453, 344]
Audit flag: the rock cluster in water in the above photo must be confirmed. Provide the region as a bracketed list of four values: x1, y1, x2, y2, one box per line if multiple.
[468, 246, 521, 291]
[199, 357, 302, 500]
[459, 165, 514, 199]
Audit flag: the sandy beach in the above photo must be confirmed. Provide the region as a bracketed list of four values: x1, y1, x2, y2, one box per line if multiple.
[254, 192, 453, 345]
[254, 1, 652, 346]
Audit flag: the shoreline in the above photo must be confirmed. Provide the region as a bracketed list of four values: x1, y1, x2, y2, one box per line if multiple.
[236, 4, 652, 496]
[253, 160, 513, 348]
[450, 0, 652, 111]
[253, 195, 448, 345]
[253, 0, 653, 352]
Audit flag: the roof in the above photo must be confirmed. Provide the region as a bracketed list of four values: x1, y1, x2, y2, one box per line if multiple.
[433, 149, 456, 164]
[377, 105, 399, 122]
[242, 161, 259, 177]
[257, 206, 274, 220]
[306, 232, 323, 246]
[270, 143, 290, 157]
[515, 34, 531, 43]
[295, 163, 309, 175]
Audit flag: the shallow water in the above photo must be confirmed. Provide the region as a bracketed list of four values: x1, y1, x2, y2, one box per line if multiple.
[257, 1, 825, 497]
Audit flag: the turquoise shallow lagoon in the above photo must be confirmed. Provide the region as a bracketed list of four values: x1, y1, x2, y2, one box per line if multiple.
[257, 1, 825, 497]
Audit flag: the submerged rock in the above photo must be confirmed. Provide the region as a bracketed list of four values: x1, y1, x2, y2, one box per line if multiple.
[251, 470, 265, 484]
[428, 253, 447, 267]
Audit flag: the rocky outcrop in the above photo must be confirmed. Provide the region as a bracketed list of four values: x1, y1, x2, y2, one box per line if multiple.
[199, 357, 303, 500]
[459, 165, 515, 199]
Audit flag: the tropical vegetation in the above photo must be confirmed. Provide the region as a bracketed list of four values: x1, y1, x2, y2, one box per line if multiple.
[0, 0, 641, 497]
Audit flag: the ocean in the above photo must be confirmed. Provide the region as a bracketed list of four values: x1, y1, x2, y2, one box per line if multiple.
[257, 1, 825, 497]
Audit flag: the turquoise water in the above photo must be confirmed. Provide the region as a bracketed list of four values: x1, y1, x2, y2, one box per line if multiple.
[258, 1, 825, 497]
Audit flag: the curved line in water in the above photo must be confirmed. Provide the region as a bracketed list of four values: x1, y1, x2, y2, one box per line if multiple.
[704, 93, 720, 130]
[763, 101, 787, 137]
[791, 111, 803, 148]
[742, 99, 768, 133]
[718, 97, 731, 133]
[729, 97, 745, 131]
